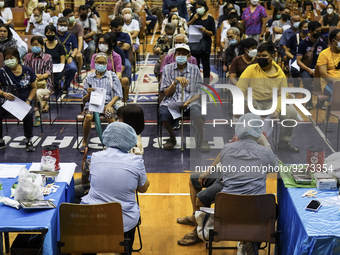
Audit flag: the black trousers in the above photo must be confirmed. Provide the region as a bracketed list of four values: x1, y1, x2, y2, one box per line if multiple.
[0, 103, 34, 139]
[192, 52, 211, 80]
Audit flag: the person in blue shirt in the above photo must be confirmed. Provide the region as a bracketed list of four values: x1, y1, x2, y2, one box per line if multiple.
[56, 17, 78, 94]
[279, 14, 301, 58]
[163, 0, 189, 22]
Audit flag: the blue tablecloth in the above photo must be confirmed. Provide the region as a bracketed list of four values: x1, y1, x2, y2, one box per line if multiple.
[278, 179, 340, 255]
[0, 163, 75, 255]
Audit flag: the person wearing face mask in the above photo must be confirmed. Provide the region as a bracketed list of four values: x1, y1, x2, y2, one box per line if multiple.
[159, 44, 210, 151]
[23, 36, 52, 127]
[220, 12, 239, 49]
[161, 5, 187, 34]
[317, 29, 340, 103]
[27, 3, 51, 26]
[122, 8, 140, 52]
[319, 4, 339, 42]
[272, 7, 291, 49]
[56, 17, 78, 94]
[44, 25, 65, 97]
[63, 8, 84, 84]
[280, 14, 301, 59]
[153, 23, 176, 81]
[46, 6, 58, 29]
[0, 47, 37, 152]
[26, 7, 49, 37]
[241, 0, 267, 43]
[187, 0, 216, 82]
[162, 0, 189, 22]
[229, 38, 258, 85]
[237, 43, 300, 152]
[297, 21, 328, 110]
[114, 0, 141, 19]
[0, 24, 16, 54]
[168, 13, 188, 35]
[0, 1, 13, 26]
[80, 53, 123, 153]
[285, 20, 309, 87]
[122, 1, 142, 30]
[223, 27, 242, 71]
[76, 5, 97, 71]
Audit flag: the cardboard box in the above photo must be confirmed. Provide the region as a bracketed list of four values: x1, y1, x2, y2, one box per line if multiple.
[316, 178, 338, 191]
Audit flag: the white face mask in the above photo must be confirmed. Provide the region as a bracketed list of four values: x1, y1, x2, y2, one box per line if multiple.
[98, 43, 109, 52]
[327, 8, 334, 15]
[124, 13, 132, 20]
[58, 25, 68, 33]
[0, 2, 5, 8]
[171, 19, 179, 26]
[251, 0, 259, 5]
[247, 49, 257, 58]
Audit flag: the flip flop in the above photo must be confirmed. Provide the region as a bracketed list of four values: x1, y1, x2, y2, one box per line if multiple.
[177, 233, 203, 246]
[79, 145, 88, 154]
[279, 144, 300, 153]
[177, 216, 195, 226]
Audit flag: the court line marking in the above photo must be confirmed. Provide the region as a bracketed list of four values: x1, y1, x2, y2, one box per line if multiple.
[138, 193, 277, 196]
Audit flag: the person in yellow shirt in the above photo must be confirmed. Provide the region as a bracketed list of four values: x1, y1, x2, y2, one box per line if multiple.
[236, 43, 299, 152]
[317, 29, 340, 103]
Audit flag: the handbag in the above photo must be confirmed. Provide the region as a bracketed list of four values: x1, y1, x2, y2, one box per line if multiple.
[195, 209, 214, 241]
[188, 38, 207, 55]
[302, 45, 315, 68]
[0, 68, 18, 105]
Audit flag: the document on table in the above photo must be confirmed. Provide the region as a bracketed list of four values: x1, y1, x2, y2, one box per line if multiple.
[89, 88, 106, 113]
[0, 164, 26, 178]
[188, 25, 203, 43]
[53, 63, 65, 73]
[168, 101, 184, 120]
[1, 96, 31, 121]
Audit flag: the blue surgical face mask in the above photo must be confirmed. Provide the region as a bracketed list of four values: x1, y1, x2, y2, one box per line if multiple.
[31, 46, 42, 54]
[176, 55, 188, 65]
[229, 38, 237, 45]
[95, 64, 107, 73]
[293, 22, 300, 29]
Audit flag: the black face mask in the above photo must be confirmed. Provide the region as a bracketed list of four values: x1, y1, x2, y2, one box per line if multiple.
[313, 32, 321, 39]
[230, 21, 237, 27]
[46, 35, 55, 41]
[80, 14, 88, 20]
[281, 13, 289, 21]
[115, 32, 121, 37]
[257, 58, 269, 68]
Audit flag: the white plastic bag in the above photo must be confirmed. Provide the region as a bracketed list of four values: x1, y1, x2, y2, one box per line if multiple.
[195, 209, 214, 241]
[14, 168, 44, 201]
[41, 156, 56, 171]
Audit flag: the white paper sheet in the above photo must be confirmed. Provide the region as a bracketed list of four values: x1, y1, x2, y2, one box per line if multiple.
[168, 101, 184, 120]
[0, 164, 26, 178]
[1, 96, 31, 121]
[90, 90, 104, 105]
[29, 162, 77, 185]
[188, 25, 203, 43]
[53, 63, 65, 73]
[89, 88, 106, 113]
[83, 40, 88, 50]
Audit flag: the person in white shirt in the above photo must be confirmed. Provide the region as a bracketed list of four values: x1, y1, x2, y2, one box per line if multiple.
[26, 7, 49, 38]
[0, 1, 12, 26]
[28, 3, 51, 25]
[161, 5, 186, 34]
[122, 8, 140, 51]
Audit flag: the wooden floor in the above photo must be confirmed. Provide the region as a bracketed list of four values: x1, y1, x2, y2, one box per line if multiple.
[3, 173, 277, 255]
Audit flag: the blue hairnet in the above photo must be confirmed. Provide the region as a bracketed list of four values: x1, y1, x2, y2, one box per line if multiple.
[235, 113, 263, 139]
[103, 122, 137, 152]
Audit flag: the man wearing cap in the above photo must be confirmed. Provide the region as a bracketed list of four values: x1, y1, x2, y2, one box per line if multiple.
[80, 53, 123, 153]
[81, 121, 150, 253]
[159, 43, 210, 151]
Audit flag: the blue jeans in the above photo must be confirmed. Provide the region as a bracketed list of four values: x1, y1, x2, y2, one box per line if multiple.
[85, 40, 96, 65]
[123, 58, 132, 82]
[324, 82, 333, 101]
[64, 60, 77, 91]
[146, 15, 157, 30]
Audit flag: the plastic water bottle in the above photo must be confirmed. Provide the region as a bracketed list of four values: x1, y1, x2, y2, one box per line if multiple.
[0, 180, 3, 197]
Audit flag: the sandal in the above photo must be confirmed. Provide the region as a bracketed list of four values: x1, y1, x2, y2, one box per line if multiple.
[42, 105, 49, 113]
[177, 216, 195, 226]
[278, 143, 300, 153]
[177, 233, 202, 246]
[163, 139, 176, 150]
[79, 145, 88, 154]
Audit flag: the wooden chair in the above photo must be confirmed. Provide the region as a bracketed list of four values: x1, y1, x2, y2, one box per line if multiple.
[98, 10, 109, 32]
[139, 16, 147, 60]
[20, 35, 34, 53]
[325, 81, 340, 151]
[208, 193, 280, 255]
[0, 52, 3, 68]
[43, 72, 59, 125]
[58, 202, 131, 254]
[314, 15, 322, 22]
[12, 7, 26, 34]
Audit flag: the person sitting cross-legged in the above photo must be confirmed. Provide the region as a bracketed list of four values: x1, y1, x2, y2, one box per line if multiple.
[80, 53, 123, 154]
[158, 43, 210, 152]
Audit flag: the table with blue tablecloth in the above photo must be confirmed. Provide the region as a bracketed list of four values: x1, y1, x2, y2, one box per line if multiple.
[278, 178, 340, 255]
[0, 163, 76, 255]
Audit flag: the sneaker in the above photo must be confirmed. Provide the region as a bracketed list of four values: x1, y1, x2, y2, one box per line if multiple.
[76, 76, 83, 83]
[0, 140, 5, 150]
[85, 64, 91, 71]
[33, 118, 41, 127]
[173, 120, 180, 130]
[26, 141, 35, 152]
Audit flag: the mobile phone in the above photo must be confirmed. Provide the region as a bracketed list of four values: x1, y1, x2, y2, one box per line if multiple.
[305, 200, 322, 212]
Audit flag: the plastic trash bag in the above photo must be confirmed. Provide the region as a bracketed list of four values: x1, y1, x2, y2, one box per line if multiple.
[41, 156, 56, 171]
[14, 168, 44, 201]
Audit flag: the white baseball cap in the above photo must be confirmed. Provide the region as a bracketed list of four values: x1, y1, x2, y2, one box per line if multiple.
[175, 43, 190, 53]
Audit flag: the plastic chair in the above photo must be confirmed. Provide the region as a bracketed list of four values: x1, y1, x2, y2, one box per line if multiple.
[208, 192, 280, 255]
[58, 202, 131, 254]
[325, 81, 340, 151]
[311, 65, 330, 126]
